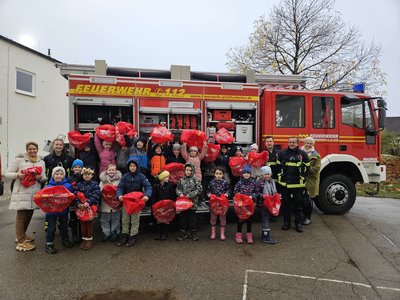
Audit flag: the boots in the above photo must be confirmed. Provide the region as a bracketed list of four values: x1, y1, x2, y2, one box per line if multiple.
[246, 233, 254, 244]
[210, 226, 216, 240]
[262, 230, 277, 244]
[80, 239, 86, 250]
[155, 224, 162, 240]
[84, 239, 93, 250]
[235, 233, 243, 244]
[220, 226, 226, 241]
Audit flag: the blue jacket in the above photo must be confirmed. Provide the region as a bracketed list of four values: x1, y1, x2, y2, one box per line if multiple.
[74, 180, 101, 206]
[116, 160, 152, 198]
[45, 178, 73, 216]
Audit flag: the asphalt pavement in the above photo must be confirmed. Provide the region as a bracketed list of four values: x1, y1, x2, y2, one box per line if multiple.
[0, 188, 399, 300]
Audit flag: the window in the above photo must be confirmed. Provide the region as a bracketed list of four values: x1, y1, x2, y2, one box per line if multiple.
[341, 98, 363, 128]
[275, 95, 305, 128]
[16, 68, 35, 96]
[312, 97, 335, 128]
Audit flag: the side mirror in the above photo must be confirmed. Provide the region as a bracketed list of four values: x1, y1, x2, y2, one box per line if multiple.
[378, 107, 386, 130]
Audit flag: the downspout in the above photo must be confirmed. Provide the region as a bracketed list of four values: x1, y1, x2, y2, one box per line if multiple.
[6, 44, 10, 170]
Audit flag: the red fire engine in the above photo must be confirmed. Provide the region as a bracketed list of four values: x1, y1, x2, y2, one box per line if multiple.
[66, 65, 386, 215]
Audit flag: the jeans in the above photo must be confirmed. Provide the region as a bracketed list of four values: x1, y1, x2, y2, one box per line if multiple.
[46, 214, 68, 243]
[260, 206, 270, 231]
[100, 211, 121, 236]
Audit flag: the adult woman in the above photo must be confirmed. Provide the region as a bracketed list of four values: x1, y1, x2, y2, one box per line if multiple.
[301, 137, 321, 225]
[6, 142, 46, 251]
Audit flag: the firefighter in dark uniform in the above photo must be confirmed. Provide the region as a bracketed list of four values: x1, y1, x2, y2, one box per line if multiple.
[277, 137, 310, 233]
[264, 136, 280, 188]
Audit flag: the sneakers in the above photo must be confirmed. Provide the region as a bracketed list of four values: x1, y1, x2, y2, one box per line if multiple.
[189, 232, 199, 241]
[235, 233, 243, 244]
[110, 232, 118, 242]
[45, 243, 57, 254]
[117, 234, 129, 247]
[16, 241, 35, 251]
[262, 230, 277, 244]
[102, 234, 111, 242]
[177, 230, 188, 241]
[126, 235, 137, 247]
[246, 233, 254, 244]
[62, 240, 74, 248]
[15, 235, 35, 243]
[303, 218, 312, 225]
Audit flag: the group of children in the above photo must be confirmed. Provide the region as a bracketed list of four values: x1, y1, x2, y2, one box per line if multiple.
[43, 132, 280, 254]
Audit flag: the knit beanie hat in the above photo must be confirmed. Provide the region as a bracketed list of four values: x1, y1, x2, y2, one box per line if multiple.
[261, 166, 272, 175]
[250, 143, 259, 151]
[52, 166, 66, 178]
[242, 164, 251, 174]
[172, 143, 181, 151]
[71, 159, 84, 169]
[189, 146, 199, 153]
[158, 170, 170, 181]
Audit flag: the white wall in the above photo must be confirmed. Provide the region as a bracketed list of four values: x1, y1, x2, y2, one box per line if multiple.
[0, 39, 69, 173]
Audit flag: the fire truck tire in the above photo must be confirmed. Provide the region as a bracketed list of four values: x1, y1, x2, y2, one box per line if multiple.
[318, 174, 356, 215]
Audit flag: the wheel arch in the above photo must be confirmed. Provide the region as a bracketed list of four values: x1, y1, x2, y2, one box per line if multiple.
[320, 154, 367, 184]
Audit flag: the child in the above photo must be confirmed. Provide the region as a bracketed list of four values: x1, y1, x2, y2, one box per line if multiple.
[228, 146, 245, 191]
[78, 136, 99, 175]
[181, 141, 208, 181]
[44, 167, 74, 254]
[247, 143, 262, 178]
[257, 166, 277, 244]
[149, 142, 166, 183]
[207, 168, 230, 241]
[116, 158, 152, 247]
[67, 159, 84, 243]
[234, 164, 257, 244]
[126, 136, 149, 177]
[74, 168, 101, 250]
[166, 143, 185, 164]
[215, 145, 230, 183]
[99, 164, 122, 242]
[94, 133, 116, 174]
[151, 170, 177, 240]
[176, 163, 203, 241]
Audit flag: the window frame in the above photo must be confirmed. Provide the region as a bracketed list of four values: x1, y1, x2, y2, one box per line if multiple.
[275, 94, 305, 128]
[15, 68, 36, 97]
[312, 96, 335, 129]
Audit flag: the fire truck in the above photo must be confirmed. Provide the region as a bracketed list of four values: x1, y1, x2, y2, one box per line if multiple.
[65, 64, 387, 215]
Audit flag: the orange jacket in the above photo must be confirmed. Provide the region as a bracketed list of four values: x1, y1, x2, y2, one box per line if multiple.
[150, 154, 166, 177]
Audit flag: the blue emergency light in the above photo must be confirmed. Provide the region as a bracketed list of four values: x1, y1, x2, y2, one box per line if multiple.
[353, 83, 365, 93]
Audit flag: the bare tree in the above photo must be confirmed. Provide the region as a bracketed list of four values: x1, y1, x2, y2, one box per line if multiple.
[226, 0, 386, 95]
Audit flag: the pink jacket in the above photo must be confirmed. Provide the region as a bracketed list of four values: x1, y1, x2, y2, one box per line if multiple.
[94, 134, 116, 173]
[181, 144, 207, 181]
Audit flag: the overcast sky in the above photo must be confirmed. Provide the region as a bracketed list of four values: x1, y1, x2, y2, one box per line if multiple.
[1, 0, 399, 116]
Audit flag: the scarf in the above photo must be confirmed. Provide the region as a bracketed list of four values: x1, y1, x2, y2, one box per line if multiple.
[301, 146, 314, 157]
[24, 153, 41, 163]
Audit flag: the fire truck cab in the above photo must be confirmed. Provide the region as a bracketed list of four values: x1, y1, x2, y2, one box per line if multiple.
[64, 63, 386, 215]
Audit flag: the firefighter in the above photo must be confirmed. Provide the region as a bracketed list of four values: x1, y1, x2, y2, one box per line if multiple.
[277, 137, 310, 233]
[264, 136, 280, 186]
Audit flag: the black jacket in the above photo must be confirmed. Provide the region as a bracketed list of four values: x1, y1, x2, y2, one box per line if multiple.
[277, 147, 310, 188]
[44, 151, 74, 179]
[151, 182, 177, 205]
[266, 147, 280, 181]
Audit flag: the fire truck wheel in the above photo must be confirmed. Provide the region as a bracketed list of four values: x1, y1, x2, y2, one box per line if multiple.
[318, 174, 356, 215]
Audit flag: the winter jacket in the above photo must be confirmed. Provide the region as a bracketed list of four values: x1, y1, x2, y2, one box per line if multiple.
[116, 159, 152, 199]
[150, 154, 166, 177]
[215, 153, 229, 172]
[151, 181, 177, 205]
[94, 134, 116, 173]
[74, 180, 101, 207]
[303, 149, 321, 197]
[45, 177, 73, 216]
[166, 154, 185, 164]
[181, 144, 207, 181]
[234, 177, 257, 200]
[44, 151, 74, 180]
[99, 170, 122, 212]
[176, 163, 203, 209]
[207, 178, 230, 197]
[277, 146, 310, 188]
[126, 137, 149, 173]
[201, 161, 216, 178]
[6, 153, 47, 210]
[67, 173, 81, 186]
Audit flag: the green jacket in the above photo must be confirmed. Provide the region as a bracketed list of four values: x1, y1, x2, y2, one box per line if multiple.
[305, 150, 321, 198]
[176, 163, 203, 209]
